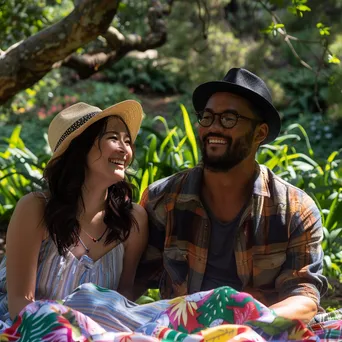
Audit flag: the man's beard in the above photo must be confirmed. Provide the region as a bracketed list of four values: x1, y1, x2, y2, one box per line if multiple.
[200, 129, 254, 172]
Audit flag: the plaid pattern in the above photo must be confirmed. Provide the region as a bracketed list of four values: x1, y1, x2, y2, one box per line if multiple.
[312, 309, 342, 324]
[140, 163, 328, 308]
[309, 309, 342, 340]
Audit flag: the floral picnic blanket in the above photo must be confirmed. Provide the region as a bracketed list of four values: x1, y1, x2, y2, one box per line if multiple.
[0, 284, 341, 341]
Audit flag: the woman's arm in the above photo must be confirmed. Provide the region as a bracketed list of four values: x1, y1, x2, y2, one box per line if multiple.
[6, 193, 45, 320]
[117, 203, 148, 301]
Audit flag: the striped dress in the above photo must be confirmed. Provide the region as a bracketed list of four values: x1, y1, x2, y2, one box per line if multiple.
[0, 236, 124, 325]
[0, 237, 168, 333]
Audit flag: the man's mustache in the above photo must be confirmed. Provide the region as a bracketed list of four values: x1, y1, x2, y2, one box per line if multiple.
[202, 133, 231, 142]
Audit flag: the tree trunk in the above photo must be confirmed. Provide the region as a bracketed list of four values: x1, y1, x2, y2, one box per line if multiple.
[0, 0, 119, 105]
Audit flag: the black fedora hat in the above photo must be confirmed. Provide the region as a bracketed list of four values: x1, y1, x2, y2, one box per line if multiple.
[192, 68, 281, 144]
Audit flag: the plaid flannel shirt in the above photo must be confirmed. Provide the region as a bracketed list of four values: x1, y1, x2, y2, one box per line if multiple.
[140, 163, 328, 308]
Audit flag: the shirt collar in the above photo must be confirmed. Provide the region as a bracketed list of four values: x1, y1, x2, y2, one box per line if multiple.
[177, 163, 204, 201]
[253, 164, 271, 197]
[177, 162, 271, 204]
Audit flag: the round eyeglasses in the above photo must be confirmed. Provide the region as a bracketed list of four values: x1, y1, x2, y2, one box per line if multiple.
[196, 109, 262, 129]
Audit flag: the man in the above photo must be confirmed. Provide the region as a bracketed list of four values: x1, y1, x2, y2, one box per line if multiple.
[140, 67, 328, 323]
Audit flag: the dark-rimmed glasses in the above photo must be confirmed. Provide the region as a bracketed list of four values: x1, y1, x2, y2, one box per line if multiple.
[196, 109, 262, 129]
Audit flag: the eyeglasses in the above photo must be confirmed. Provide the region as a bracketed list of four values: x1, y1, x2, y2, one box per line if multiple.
[196, 109, 262, 129]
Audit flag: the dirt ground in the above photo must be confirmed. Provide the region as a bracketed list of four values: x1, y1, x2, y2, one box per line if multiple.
[138, 94, 181, 118]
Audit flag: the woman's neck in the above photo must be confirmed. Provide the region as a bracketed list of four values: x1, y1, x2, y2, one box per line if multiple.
[80, 179, 108, 219]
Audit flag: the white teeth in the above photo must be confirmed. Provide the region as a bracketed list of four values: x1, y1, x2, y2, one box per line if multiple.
[109, 158, 125, 165]
[208, 139, 227, 144]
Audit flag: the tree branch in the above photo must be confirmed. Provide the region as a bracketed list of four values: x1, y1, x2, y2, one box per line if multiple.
[57, 0, 171, 79]
[0, 0, 120, 105]
[257, 0, 321, 72]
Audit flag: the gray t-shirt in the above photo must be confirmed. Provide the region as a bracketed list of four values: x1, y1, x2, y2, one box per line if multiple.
[200, 202, 245, 292]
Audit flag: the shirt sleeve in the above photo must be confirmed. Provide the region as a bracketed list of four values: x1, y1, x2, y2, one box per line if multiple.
[275, 193, 328, 307]
[135, 186, 166, 290]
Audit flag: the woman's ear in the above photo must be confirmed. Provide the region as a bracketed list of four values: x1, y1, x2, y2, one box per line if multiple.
[254, 123, 269, 145]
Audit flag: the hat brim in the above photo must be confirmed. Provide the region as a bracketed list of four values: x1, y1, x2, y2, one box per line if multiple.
[49, 100, 143, 163]
[192, 81, 281, 144]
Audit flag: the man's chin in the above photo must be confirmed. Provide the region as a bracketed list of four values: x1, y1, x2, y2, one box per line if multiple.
[203, 160, 232, 172]
[202, 155, 244, 172]
[204, 165, 226, 173]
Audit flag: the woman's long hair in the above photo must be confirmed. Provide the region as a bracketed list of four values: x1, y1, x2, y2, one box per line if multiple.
[43, 116, 137, 256]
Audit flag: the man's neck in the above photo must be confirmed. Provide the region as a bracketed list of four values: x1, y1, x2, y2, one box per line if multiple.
[201, 159, 256, 222]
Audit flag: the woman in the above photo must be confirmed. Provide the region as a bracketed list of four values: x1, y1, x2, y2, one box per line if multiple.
[0, 100, 148, 324]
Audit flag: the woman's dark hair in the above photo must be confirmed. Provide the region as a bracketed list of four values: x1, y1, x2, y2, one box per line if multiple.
[43, 116, 137, 256]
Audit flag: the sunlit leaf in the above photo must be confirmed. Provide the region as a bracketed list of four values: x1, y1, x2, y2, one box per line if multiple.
[297, 5, 311, 12]
[180, 104, 198, 165]
[139, 168, 150, 201]
[328, 54, 341, 64]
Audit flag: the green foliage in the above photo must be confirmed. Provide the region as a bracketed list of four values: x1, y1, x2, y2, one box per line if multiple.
[0, 116, 51, 156]
[158, 1, 254, 90]
[287, 0, 311, 17]
[283, 113, 340, 162]
[136, 289, 161, 304]
[261, 23, 285, 36]
[257, 123, 342, 279]
[130, 106, 198, 201]
[104, 57, 184, 95]
[317, 22, 331, 36]
[0, 126, 46, 224]
[328, 54, 341, 64]
[0, 0, 73, 49]
[271, 68, 330, 116]
[9, 69, 62, 115]
[115, 0, 149, 36]
[53, 80, 139, 110]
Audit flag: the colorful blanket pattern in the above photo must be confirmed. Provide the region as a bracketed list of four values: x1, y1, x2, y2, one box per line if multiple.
[0, 284, 341, 341]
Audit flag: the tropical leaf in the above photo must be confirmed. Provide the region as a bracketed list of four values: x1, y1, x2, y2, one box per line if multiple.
[180, 104, 198, 165]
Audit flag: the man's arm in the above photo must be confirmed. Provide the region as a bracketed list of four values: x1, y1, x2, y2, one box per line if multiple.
[270, 296, 317, 323]
[271, 194, 328, 322]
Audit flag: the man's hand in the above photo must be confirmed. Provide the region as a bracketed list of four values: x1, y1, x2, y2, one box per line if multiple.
[269, 295, 318, 323]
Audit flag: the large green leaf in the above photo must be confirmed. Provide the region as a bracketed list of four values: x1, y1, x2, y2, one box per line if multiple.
[324, 188, 342, 231]
[139, 168, 150, 201]
[180, 104, 198, 165]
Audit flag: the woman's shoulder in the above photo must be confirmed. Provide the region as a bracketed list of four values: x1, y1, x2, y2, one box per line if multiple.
[7, 192, 47, 240]
[124, 203, 148, 248]
[131, 203, 148, 222]
[13, 192, 48, 218]
[18, 191, 46, 204]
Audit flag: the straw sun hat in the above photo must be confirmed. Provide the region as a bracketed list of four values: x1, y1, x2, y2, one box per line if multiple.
[47, 100, 143, 162]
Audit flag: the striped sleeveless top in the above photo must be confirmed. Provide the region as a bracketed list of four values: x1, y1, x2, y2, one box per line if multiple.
[0, 230, 124, 322]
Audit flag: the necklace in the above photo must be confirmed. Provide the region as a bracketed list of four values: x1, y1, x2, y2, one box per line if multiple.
[78, 237, 90, 254]
[78, 227, 108, 254]
[81, 227, 108, 243]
